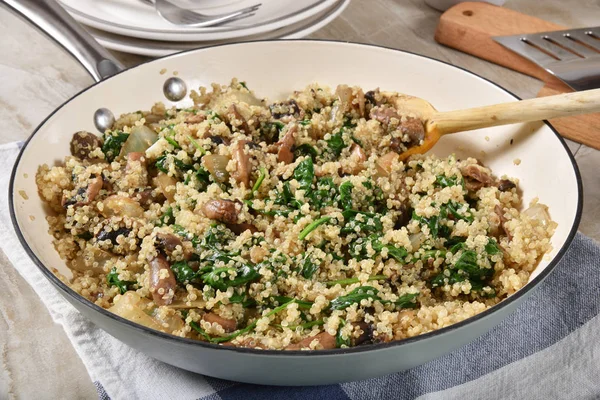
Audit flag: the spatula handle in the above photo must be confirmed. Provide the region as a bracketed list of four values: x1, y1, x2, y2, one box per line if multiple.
[429, 88, 600, 135]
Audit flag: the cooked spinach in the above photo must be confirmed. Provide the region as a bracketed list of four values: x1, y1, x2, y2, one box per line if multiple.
[293, 158, 314, 193]
[310, 177, 337, 209]
[392, 292, 419, 309]
[188, 135, 206, 155]
[194, 166, 211, 191]
[102, 131, 129, 162]
[445, 201, 474, 223]
[337, 181, 353, 210]
[268, 296, 313, 310]
[412, 211, 450, 239]
[348, 234, 407, 263]
[300, 252, 321, 279]
[336, 319, 351, 348]
[435, 175, 462, 188]
[326, 129, 346, 158]
[250, 167, 267, 197]
[329, 285, 419, 311]
[298, 217, 332, 240]
[156, 207, 175, 227]
[164, 132, 181, 149]
[485, 238, 501, 255]
[274, 182, 302, 209]
[329, 286, 381, 310]
[106, 267, 135, 294]
[294, 143, 318, 161]
[229, 291, 257, 308]
[201, 263, 260, 291]
[171, 261, 197, 284]
[325, 275, 387, 287]
[341, 210, 383, 235]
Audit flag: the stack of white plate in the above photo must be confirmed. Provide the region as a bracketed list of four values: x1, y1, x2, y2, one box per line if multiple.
[60, 0, 351, 57]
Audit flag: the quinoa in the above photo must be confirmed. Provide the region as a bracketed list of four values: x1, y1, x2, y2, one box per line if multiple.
[35, 79, 556, 350]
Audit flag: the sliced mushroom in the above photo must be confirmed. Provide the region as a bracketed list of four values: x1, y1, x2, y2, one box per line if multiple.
[394, 203, 412, 229]
[228, 104, 251, 134]
[70, 131, 102, 160]
[269, 99, 304, 120]
[61, 174, 103, 208]
[133, 187, 165, 209]
[352, 321, 374, 346]
[231, 140, 251, 187]
[96, 226, 132, 246]
[155, 232, 193, 260]
[400, 117, 425, 147]
[201, 199, 240, 224]
[369, 106, 400, 126]
[208, 135, 231, 146]
[495, 204, 513, 241]
[461, 164, 493, 191]
[101, 195, 144, 218]
[149, 254, 177, 306]
[125, 152, 147, 173]
[375, 151, 400, 178]
[341, 144, 367, 175]
[202, 313, 237, 333]
[285, 332, 336, 350]
[498, 179, 517, 192]
[185, 114, 207, 124]
[276, 125, 297, 164]
[364, 89, 380, 106]
[226, 222, 257, 235]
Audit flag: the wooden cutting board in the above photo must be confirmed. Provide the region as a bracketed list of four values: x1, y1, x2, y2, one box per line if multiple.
[434, 2, 600, 150]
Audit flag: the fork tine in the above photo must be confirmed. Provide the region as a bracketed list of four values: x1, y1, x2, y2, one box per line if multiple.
[155, 0, 261, 27]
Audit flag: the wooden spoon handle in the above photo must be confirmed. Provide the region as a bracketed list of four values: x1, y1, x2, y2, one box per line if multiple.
[429, 88, 600, 135]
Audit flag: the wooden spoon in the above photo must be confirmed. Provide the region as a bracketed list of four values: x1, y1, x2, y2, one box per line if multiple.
[390, 88, 600, 161]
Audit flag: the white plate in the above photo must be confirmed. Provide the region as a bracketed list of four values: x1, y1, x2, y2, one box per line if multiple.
[92, 0, 350, 57]
[60, 0, 339, 42]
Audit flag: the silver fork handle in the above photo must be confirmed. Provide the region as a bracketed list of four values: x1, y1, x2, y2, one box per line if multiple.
[0, 0, 124, 82]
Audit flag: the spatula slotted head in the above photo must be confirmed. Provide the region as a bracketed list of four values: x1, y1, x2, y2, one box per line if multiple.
[493, 27, 600, 91]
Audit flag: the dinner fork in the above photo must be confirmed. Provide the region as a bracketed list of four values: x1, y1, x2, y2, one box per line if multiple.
[149, 0, 261, 28]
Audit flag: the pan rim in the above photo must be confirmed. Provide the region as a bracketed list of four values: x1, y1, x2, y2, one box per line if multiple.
[8, 38, 583, 358]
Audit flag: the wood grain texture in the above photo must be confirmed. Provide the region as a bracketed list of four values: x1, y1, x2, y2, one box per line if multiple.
[435, 2, 565, 81]
[434, 1, 600, 149]
[431, 88, 600, 132]
[538, 80, 600, 150]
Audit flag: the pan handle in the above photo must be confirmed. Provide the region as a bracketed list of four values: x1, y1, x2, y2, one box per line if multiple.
[1, 0, 124, 82]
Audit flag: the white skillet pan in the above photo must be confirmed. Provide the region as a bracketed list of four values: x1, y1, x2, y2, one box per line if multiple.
[4, 0, 582, 386]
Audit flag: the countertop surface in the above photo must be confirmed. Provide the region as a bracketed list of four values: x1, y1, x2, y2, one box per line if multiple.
[1, 0, 599, 398]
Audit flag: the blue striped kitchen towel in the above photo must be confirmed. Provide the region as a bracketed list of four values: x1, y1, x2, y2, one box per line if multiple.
[2, 141, 598, 400]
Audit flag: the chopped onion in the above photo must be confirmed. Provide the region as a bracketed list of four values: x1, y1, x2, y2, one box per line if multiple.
[523, 203, 552, 227]
[101, 195, 144, 218]
[232, 89, 262, 107]
[153, 173, 178, 203]
[375, 152, 400, 177]
[120, 125, 158, 157]
[203, 154, 230, 183]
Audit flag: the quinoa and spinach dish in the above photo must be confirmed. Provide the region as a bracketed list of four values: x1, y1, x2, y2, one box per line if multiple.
[36, 80, 556, 350]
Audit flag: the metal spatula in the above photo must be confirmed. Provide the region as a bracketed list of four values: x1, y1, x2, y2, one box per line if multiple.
[493, 27, 600, 91]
